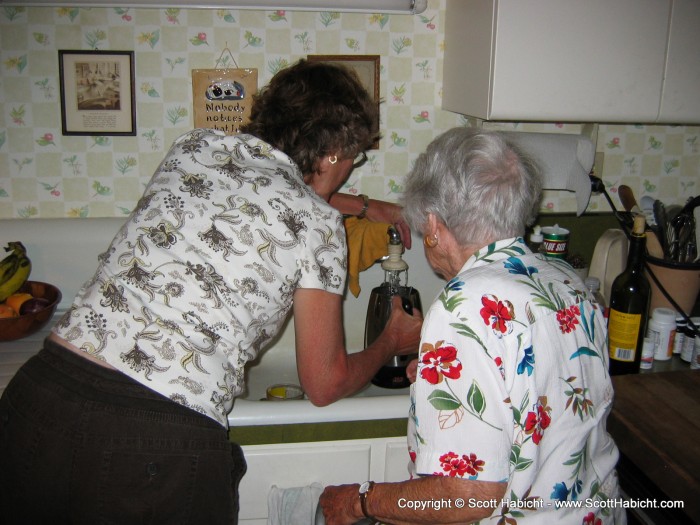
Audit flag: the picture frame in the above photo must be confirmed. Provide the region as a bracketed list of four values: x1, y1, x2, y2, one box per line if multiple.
[58, 50, 136, 136]
[307, 55, 380, 103]
[307, 55, 380, 148]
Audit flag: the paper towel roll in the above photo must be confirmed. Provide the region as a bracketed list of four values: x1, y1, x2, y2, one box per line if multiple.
[503, 132, 595, 216]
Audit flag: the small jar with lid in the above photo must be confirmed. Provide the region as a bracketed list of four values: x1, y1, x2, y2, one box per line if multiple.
[692, 332, 700, 370]
[673, 317, 686, 355]
[640, 337, 655, 370]
[646, 307, 677, 361]
[681, 317, 700, 363]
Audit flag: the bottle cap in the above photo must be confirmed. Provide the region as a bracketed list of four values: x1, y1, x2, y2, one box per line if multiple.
[652, 307, 677, 325]
[632, 215, 646, 235]
[584, 276, 601, 291]
[529, 225, 543, 243]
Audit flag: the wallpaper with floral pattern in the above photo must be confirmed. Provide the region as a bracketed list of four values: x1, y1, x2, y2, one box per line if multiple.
[0, 1, 698, 219]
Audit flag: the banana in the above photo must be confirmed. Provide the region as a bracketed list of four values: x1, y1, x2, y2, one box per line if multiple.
[0, 242, 26, 286]
[0, 248, 21, 286]
[0, 258, 18, 287]
[0, 242, 32, 301]
[0, 243, 17, 264]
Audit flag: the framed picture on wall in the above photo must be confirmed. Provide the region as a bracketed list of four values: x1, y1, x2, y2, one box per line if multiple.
[58, 50, 136, 136]
[307, 54, 380, 149]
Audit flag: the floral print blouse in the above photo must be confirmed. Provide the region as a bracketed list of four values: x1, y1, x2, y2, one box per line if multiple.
[53, 129, 347, 427]
[408, 238, 625, 524]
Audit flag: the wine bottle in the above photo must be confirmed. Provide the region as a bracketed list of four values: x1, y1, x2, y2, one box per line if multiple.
[607, 215, 651, 375]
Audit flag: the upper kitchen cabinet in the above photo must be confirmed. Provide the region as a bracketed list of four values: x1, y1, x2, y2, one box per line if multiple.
[442, 0, 700, 124]
[658, 0, 700, 123]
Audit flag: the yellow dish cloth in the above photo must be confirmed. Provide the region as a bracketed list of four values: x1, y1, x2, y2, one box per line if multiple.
[344, 216, 391, 297]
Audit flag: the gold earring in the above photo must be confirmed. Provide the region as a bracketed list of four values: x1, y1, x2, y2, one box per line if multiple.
[328, 155, 338, 165]
[423, 234, 438, 248]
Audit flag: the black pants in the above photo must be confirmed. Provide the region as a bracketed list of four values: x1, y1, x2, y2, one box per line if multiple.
[0, 340, 246, 525]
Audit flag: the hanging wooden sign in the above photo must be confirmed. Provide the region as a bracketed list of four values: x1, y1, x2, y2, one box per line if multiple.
[191, 67, 257, 135]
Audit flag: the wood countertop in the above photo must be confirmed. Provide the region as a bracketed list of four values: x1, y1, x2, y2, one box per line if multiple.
[608, 369, 700, 522]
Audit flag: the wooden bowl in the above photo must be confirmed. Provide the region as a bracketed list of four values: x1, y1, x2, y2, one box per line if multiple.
[0, 281, 62, 342]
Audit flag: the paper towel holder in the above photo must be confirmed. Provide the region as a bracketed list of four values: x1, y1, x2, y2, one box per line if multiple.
[504, 131, 595, 216]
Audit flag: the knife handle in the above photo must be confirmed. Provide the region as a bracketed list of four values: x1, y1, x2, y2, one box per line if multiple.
[618, 185, 643, 215]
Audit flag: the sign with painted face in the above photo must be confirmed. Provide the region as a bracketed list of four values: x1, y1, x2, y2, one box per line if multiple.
[191, 68, 258, 135]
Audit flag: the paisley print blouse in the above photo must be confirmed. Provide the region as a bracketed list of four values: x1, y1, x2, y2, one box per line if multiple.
[53, 129, 347, 427]
[408, 238, 625, 524]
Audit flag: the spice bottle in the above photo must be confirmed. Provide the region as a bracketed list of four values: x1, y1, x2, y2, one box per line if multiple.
[692, 332, 700, 370]
[640, 337, 655, 370]
[607, 215, 651, 375]
[528, 225, 544, 254]
[681, 317, 700, 363]
[673, 317, 686, 355]
[646, 307, 677, 361]
[584, 276, 607, 318]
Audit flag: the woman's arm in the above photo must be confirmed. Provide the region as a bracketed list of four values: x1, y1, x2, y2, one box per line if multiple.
[320, 476, 507, 525]
[329, 193, 412, 249]
[292, 288, 422, 406]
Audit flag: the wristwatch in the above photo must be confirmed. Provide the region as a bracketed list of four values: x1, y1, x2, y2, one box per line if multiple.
[358, 480, 375, 519]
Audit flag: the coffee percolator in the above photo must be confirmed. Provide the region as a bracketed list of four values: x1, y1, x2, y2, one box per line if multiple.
[364, 227, 421, 389]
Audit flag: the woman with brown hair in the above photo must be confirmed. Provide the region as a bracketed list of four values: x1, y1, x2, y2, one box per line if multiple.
[0, 59, 422, 524]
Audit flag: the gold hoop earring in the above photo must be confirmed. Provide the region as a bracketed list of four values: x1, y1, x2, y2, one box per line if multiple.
[423, 234, 438, 248]
[328, 155, 338, 165]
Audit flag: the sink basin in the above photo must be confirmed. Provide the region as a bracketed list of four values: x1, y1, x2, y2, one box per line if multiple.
[228, 345, 411, 427]
[239, 357, 410, 401]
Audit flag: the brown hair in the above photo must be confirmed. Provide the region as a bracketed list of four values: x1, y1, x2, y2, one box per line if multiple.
[240, 59, 380, 175]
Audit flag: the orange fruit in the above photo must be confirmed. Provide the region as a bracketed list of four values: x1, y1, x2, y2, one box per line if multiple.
[0, 303, 18, 318]
[5, 293, 33, 314]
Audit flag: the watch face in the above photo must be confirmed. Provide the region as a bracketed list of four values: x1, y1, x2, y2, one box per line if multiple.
[359, 481, 372, 494]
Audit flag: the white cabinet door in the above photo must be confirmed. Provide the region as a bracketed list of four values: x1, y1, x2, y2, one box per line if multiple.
[239, 437, 409, 523]
[383, 439, 412, 482]
[443, 0, 670, 123]
[239, 441, 372, 522]
[658, 0, 700, 123]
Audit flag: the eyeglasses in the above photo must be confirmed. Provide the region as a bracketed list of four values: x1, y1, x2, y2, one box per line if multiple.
[352, 152, 368, 170]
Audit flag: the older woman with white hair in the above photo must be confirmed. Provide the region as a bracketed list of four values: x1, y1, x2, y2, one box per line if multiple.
[320, 127, 625, 525]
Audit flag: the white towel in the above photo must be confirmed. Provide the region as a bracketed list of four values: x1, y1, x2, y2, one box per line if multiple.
[267, 482, 324, 525]
[504, 132, 595, 216]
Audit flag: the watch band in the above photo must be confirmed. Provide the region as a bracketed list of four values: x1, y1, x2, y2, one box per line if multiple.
[357, 194, 370, 219]
[359, 480, 375, 519]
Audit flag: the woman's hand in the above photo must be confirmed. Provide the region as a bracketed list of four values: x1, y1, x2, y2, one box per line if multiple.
[329, 193, 412, 249]
[383, 295, 423, 356]
[319, 484, 363, 525]
[406, 358, 419, 383]
[365, 199, 412, 249]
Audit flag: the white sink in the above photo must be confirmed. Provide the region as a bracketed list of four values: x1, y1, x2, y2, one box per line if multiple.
[228, 344, 411, 427]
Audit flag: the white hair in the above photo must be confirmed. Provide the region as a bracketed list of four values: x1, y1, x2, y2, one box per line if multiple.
[401, 127, 543, 247]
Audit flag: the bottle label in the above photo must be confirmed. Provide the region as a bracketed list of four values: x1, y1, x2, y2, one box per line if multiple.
[608, 309, 642, 362]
